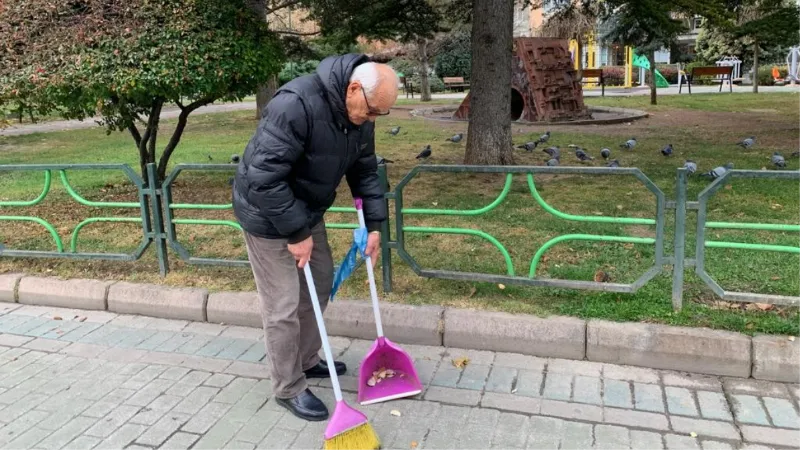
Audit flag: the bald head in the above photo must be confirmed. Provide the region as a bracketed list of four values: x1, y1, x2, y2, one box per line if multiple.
[345, 62, 399, 125]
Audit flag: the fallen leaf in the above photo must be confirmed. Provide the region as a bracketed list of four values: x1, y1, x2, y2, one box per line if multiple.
[594, 270, 610, 283]
[789, 336, 796, 342]
[755, 303, 773, 311]
[367, 376, 377, 387]
[53, 316, 62, 321]
[411, 441, 419, 449]
[745, 322, 754, 330]
[623, 243, 634, 249]
[497, 283, 506, 290]
[390, 410, 402, 417]
[689, 432, 697, 438]
[592, 211, 603, 215]
[771, 203, 783, 210]
[770, 276, 781, 280]
[745, 303, 758, 311]
[79, 316, 87, 322]
[616, 204, 623, 210]
[431, 202, 438, 206]
[452, 357, 470, 369]
[724, 184, 733, 190]
[467, 286, 477, 298]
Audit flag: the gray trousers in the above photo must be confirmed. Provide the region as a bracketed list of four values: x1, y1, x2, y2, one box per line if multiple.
[243, 221, 334, 398]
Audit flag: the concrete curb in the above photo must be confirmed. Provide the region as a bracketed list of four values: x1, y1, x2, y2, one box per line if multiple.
[0, 273, 795, 381]
[751, 334, 800, 383]
[326, 300, 443, 346]
[18, 276, 111, 310]
[444, 309, 585, 359]
[0, 272, 23, 303]
[108, 281, 208, 322]
[206, 292, 261, 328]
[586, 320, 752, 378]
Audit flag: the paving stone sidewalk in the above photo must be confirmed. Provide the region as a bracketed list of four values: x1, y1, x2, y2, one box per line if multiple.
[0, 302, 798, 449]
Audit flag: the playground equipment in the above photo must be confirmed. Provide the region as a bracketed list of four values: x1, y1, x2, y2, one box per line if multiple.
[786, 46, 800, 84]
[631, 52, 670, 88]
[454, 38, 589, 122]
[716, 56, 742, 81]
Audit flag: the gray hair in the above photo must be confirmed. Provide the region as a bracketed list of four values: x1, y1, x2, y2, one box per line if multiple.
[350, 62, 399, 98]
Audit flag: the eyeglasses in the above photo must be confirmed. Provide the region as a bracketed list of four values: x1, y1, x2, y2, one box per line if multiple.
[361, 86, 391, 116]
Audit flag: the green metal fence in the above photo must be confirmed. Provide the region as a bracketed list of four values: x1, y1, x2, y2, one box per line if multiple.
[1, 162, 798, 309]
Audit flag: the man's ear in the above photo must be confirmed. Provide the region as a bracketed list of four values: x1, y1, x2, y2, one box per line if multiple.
[346, 81, 362, 97]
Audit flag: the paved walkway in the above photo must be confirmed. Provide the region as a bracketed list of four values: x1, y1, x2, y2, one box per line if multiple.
[4, 85, 798, 138]
[0, 302, 797, 450]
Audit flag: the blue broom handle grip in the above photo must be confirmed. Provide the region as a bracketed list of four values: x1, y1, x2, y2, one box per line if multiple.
[354, 199, 384, 338]
[302, 264, 343, 402]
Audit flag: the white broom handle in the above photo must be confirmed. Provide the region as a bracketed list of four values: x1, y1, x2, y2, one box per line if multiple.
[355, 204, 384, 338]
[303, 263, 343, 402]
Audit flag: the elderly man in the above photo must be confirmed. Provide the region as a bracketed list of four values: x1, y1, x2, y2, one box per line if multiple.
[232, 54, 398, 421]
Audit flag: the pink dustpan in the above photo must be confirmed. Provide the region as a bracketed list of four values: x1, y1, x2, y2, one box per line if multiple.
[358, 336, 422, 405]
[353, 198, 423, 405]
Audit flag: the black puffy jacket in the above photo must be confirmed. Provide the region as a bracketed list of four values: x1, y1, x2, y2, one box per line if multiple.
[233, 54, 387, 243]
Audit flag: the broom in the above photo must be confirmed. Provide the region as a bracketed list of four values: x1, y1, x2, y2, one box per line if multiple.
[302, 263, 381, 450]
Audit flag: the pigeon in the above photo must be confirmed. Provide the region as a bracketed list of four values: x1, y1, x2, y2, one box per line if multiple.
[771, 152, 786, 168]
[736, 136, 755, 149]
[542, 146, 560, 159]
[568, 144, 580, 148]
[683, 160, 697, 175]
[207, 154, 213, 161]
[661, 144, 673, 157]
[230, 154, 240, 164]
[620, 138, 637, 150]
[446, 133, 464, 143]
[376, 155, 394, 165]
[600, 148, 611, 160]
[607, 159, 620, 168]
[545, 158, 560, 166]
[701, 162, 734, 179]
[415, 145, 432, 160]
[389, 126, 401, 136]
[791, 151, 799, 158]
[575, 148, 594, 162]
[517, 141, 538, 152]
[537, 131, 551, 144]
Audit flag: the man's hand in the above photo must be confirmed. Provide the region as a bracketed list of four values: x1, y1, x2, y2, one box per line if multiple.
[287, 236, 313, 268]
[365, 231, 380, 267]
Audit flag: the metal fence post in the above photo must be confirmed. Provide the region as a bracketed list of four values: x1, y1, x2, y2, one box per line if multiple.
[146, 163, 169, 277]
[378, 163, 393, 293]
[671, 168, 687, 310]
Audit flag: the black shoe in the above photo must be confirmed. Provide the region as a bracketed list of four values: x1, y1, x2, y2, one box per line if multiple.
[304, 360, 347, 379]
[275, 388, 329, 421]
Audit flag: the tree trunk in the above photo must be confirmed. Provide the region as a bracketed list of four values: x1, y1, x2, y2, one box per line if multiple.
[648, 48, 657, 105]
[752, 38, 759, 94]
[248, 0, 275, 119]
[255, 76, 279, 120]
[576, 38, 584, 81]
[463, 0, 515, 165]
[418, 38, 432, 102]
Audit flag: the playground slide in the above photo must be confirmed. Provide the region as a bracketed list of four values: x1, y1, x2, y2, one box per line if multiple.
[632, 53, 670, 88]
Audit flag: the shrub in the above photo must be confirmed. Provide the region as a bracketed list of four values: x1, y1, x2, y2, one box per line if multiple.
[278, 60, 320, 85]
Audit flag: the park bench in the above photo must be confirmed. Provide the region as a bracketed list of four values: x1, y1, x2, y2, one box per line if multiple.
[580, 68, 605, 97]
[443, 76, 470, 92]
[679, 65, 734, 94]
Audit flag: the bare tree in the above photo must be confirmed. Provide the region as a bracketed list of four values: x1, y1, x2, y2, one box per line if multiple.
[538, 1, 600, 80]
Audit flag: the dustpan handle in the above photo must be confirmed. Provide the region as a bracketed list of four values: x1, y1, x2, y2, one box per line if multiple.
[302, 263, 343, 402]
[354, 198, 384, 338]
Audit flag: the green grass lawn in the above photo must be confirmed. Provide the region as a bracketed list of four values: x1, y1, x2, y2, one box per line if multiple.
[1, 92, 798, 335]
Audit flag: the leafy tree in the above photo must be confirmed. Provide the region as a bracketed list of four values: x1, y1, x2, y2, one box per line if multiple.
[715, 0, 800, 93]
[249, 0, 443, 114]
[0, 0, 282, 183]
[433, 31, 472, 78]
[596, 0, 729, 105]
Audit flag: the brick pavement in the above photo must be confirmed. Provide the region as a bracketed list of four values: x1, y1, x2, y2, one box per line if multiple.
[0, 303, 798, 449]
